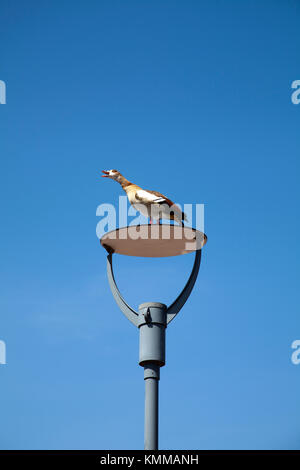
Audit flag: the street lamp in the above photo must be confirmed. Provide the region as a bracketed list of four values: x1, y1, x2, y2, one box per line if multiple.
[100, 224, 207, 450]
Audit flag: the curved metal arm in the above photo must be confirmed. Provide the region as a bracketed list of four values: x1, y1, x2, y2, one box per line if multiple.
[166, 249, 202, 325]
[106, 249, 202, 327]
[106, 254, 139, 326]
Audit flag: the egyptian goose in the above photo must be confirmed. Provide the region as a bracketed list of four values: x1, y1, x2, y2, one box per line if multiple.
[102, 169, 187, 225]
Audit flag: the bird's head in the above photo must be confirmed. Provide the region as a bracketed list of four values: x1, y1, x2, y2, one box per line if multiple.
[101, 169, 122, 181]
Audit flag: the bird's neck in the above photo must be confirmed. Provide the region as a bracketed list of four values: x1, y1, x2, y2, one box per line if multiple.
[117, 175, 133, 190]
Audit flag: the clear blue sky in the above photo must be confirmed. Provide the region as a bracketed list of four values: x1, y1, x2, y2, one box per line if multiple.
[1, 0, 300, 450]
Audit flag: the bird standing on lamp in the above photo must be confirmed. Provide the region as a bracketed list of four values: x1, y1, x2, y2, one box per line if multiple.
[101, 169, 187, 226]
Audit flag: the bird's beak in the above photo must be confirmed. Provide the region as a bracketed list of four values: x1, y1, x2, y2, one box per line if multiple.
[101, 170, 110, 178]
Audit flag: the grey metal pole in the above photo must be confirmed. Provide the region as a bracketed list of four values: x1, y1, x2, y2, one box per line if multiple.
[144, 364, 159, 450]
[138, 302, 167, 451]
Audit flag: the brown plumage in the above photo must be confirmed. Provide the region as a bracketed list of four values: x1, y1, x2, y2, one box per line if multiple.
[101, 169, 187, 225]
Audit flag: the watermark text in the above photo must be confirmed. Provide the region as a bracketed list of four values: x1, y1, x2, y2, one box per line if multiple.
[0, 80, 6, 104]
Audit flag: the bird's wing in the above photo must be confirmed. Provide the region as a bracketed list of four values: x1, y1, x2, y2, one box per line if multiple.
[136, 189, 183, 213]
[135, 189, 167, 204]
[136, 189, 186, 221]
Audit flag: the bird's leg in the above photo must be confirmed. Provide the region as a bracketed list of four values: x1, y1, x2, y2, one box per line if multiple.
[149, 217, 152, 225]
[158, 218, 161, 225]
